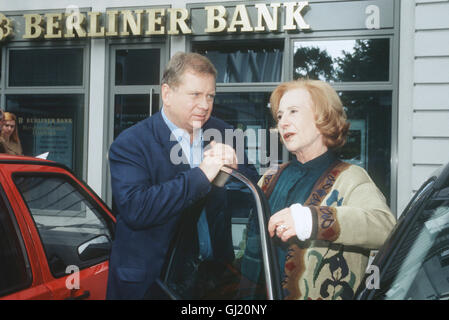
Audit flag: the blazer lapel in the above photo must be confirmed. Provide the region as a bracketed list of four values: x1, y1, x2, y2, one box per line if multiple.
[152, 112, 191, 174]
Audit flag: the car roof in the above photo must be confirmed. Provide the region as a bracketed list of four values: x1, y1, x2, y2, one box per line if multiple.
[0, 154, 70, 171]
[0, 153, 54, 164]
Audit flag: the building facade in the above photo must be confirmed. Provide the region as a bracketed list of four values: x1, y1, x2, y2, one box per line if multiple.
[0, 0, 447, 216]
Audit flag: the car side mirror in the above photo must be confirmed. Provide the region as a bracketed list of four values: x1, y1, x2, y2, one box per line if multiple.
[77, 235, 111, 261]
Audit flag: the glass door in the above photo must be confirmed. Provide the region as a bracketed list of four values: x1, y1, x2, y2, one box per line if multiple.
[106, 43, 167, 209]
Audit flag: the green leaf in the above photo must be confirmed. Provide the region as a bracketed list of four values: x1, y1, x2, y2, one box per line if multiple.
[303, 279, 309, 300]
[307, 250, 323, 287]
[348, 272, 356, 289]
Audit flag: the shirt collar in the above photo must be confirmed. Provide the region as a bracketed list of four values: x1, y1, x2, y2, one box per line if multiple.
[161, 107, 203, 146]
[292, 150, 337, 171]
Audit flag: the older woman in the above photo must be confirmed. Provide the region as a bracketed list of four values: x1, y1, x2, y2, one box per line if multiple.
[261, 79, 395, 300]
[0, 112, 23, 155]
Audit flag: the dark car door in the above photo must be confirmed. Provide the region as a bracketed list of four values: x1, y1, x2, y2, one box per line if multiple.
[356, 163, 449, 300]
[154, 166, 282, 300]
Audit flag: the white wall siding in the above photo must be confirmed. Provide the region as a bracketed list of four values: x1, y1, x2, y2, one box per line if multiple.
[416, 1, 449, 30]
[414, 84, 449, 110]
[415, 30, 449, 56]
[413, 112, 449, 137]
[413, 139, 449, 164]
[399, 0, 449, 214]
[415, 58, 449, 83]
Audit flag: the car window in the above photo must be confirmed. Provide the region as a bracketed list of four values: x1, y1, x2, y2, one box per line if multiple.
[0, 186, 31, 297]
[163, 173, 272, 300]
[374, 186, 449, 300]
[13, 174, 112, 278]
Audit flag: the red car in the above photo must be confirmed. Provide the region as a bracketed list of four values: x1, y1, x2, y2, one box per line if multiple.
[0, 154, 115, 300]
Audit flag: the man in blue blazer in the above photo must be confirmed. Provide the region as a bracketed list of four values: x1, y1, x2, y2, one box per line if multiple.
[106, 52, 258, 299]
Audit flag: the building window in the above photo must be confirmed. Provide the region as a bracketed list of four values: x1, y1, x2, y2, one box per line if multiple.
[6, 94, 83, 171]
[293, 38, 390, 82]
[109, 46, 162, 139]
[9, 48, 83, 87]
[213, 92, 281, 172]
[195, 41, 283, 83]
[339, 91, 392, 203]
[3, 46, 87, 177]
[194, 41, 284, 174]
[291, 37, 393, 202]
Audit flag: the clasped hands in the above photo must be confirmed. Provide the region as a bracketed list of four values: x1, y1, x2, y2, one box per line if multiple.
[199, 141, 238, 182]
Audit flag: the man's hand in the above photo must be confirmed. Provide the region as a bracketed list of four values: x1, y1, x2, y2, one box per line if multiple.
[199, 141, 238, 182]
[204, 141, 238, 169]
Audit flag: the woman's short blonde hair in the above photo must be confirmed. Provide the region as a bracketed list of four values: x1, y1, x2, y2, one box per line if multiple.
[270, 79, 350, 150]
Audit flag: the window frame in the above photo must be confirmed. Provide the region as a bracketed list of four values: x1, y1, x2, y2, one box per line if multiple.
[0, 41, 90, 180]
[104, 40, 168, 208]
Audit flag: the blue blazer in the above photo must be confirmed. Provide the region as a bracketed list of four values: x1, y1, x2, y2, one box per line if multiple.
[106, 112, 258, 299]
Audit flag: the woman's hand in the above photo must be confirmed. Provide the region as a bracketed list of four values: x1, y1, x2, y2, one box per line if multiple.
[268, 208, 297, 242]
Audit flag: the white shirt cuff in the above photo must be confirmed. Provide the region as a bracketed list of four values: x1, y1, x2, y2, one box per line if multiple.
[290, 203, 312, 241]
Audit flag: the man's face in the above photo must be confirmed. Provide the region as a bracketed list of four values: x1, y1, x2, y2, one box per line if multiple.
[161, 70, 216, 135]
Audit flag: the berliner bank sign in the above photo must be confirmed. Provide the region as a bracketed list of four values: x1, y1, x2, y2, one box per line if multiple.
[0, 0, 390, 41]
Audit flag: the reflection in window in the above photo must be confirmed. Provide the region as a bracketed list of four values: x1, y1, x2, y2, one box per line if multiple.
[6, 94, 83, 173]
[338, 91, 392, 203]
[194, 42, 283, 83]
[115, 49, 160, 86]
[374, 188, 449, 300]
[114, 94, 159, 139]
[294, 39, 389, 82]
[14, 175, 112, 278]
[9, 49, 84, 86]
[213, 92, 282, 174]
[165, 175, 267, 299]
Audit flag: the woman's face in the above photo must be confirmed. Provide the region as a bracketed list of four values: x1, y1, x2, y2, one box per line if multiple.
[2, 120, 15, 139]
[276, 88, 325, 157]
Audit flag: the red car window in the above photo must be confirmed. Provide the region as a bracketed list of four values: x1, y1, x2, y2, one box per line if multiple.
[13, 173, 112, 278]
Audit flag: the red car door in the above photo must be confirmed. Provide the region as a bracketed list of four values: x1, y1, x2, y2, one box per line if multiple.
[0, 164, 53, 299]
[1, 159, 115, 300]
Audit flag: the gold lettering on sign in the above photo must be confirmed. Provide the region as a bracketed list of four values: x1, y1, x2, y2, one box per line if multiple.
[23, 13, 44, 39]
[106, 10, 119, 36]
[254, 3, 280, 32]
[0, 13, 12, 41]
[228, 4, 253, 32]
[65, 12, 87, 38]
[121, 10, 143, 36]
[44, 13, 63, 39]
[87, 12, 105, 37]
[145, 9, 165, 35]
[283, 1, 310, 31]
[167, 8, 192, 35]
[204, 6, 227, 33]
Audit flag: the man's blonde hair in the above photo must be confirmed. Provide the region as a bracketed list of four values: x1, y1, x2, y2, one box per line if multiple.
[161, 52, 217, 87]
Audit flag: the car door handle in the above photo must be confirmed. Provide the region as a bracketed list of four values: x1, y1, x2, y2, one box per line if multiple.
[65, 290, 90, 300]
